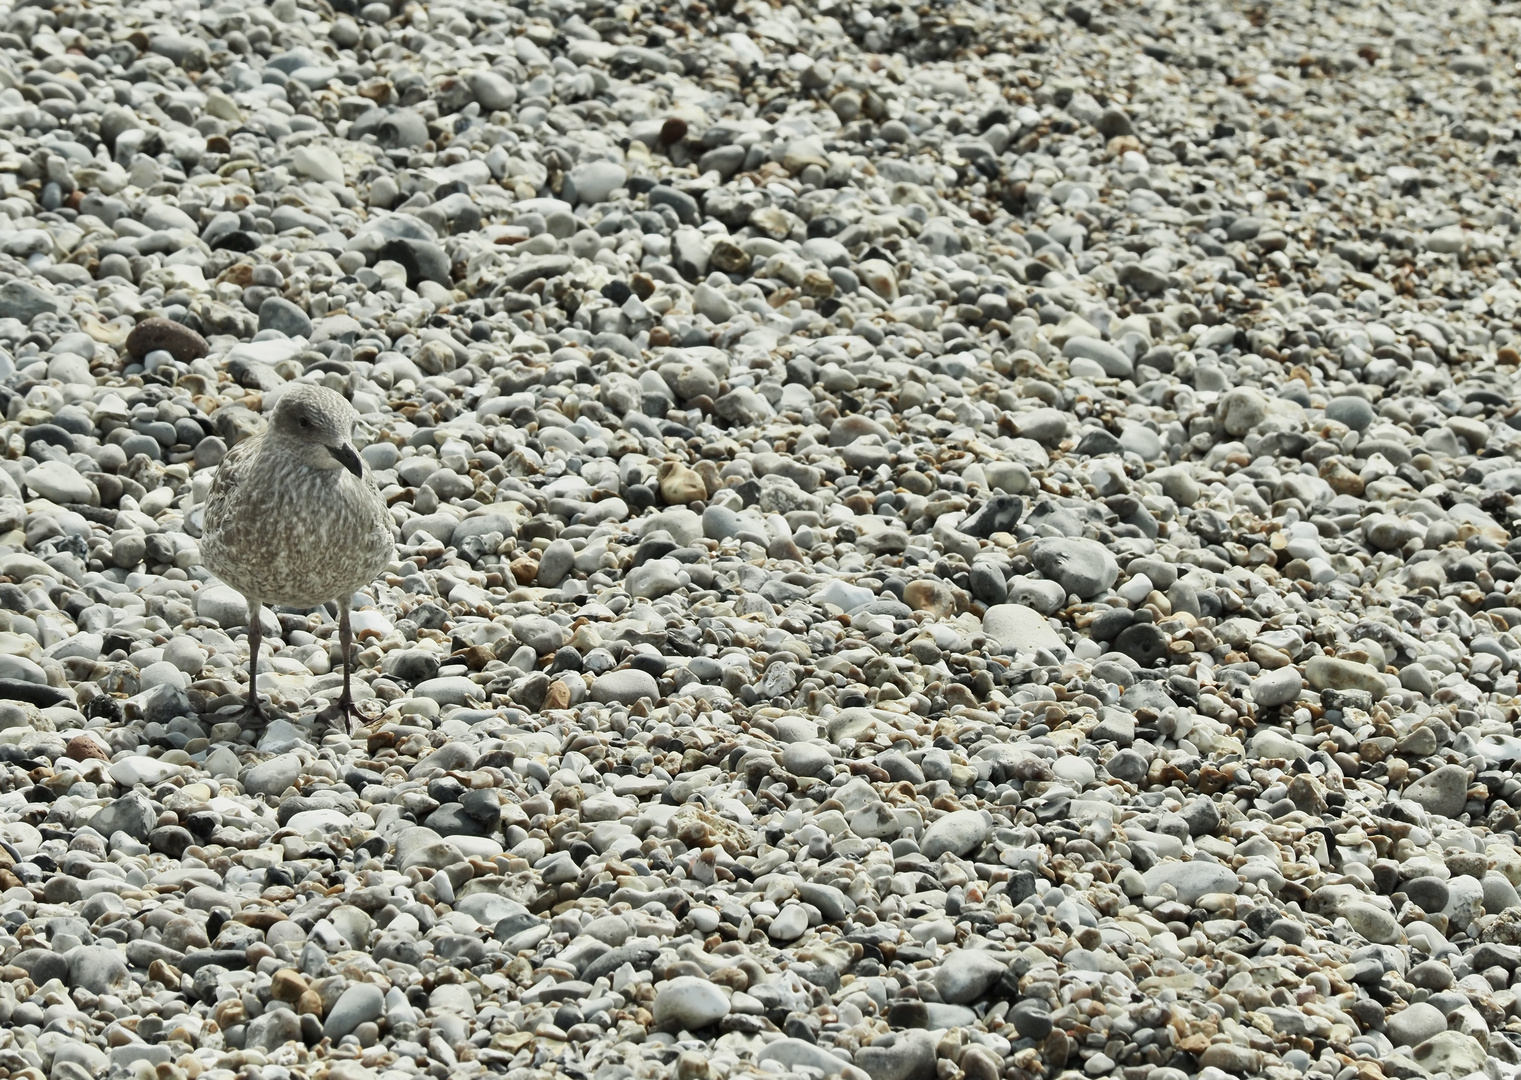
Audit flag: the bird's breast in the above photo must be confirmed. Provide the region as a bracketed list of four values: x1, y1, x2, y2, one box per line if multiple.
[201, 449, 393, 604]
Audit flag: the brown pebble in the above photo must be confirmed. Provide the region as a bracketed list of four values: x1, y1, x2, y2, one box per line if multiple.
[1106, 134, 1141, 158]
[234, 908, 288, 930]
[710, 238, 751, 273]
[219, 263, 254, 287]
[455, 644, 495, 670]
[659, 460, 706, 504]
[802, 269, 834, 298]
[297, 988, 323, 1015]
[270, 968, 308, 1002]
[214, 998, 246, 1028]
[1247, 642, 1292, 669]
[1320, 458, 1366, 497]
[660, 117, 688, 144]
[707, 965, 749, 991]
[541, 680, 572, 712]
[1198, 766, 1231, 794]
[903, 578, 958, 619]
[694, 459, 722, 496]
[65, 734, 107, 762]
[125, 317, 209, 362]
[767, 536, 804, 562]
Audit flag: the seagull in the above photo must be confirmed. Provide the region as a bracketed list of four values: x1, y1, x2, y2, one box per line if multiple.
[201, 382, 394, 728]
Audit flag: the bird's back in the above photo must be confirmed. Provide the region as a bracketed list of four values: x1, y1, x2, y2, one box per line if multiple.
[202, 433, 393, 607]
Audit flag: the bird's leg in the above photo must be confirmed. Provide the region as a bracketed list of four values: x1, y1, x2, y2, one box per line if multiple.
[337, 599, 356, 718]
[317, 599, 366, 733]
[233, 601, 266, 726]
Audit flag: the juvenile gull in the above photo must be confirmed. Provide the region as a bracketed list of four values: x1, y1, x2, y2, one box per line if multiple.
[201, 383, 394, 725]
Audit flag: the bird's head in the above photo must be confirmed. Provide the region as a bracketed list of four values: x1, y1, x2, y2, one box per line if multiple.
[268, 383, 365, 477]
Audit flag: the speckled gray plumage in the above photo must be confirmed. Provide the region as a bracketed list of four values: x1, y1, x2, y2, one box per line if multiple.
[202, 384, 393, 610]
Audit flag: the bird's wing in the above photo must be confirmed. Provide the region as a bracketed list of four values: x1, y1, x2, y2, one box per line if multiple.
[202, 437, 257, 533]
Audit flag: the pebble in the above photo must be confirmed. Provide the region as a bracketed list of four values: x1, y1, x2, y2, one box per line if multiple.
[1141, 862, 1237, 906]
[25, 460, 94, 504]
[921, 809, 989, 859]
[982, 604, 1063, 652]
[1410, 1032, 1488, 1078]
[856, 1032, 936, 1080]
[1404, 763, 1472, 819]
[124, 317, 209, 362]
[768, 903, 810, 941]
[67, 946, 129, 996]
[1030, 538, 1119, 598]
[1009, 1000, 1053, 1041]
[652, 976, 730, 1029]
[1251, 667, 1303, 709]
[324, 982, 385, 1041]
[1305, 656, 1388, 699]
[1342, 901, 1403, 945]
[758, 1040, 859, 1078]
[1388, 1002, 1447, 1047]
[934, 949, 1007, 1004]
[590, 669, 659, 705]
[242, 752, 302, 798]
[258, 296, 314, 338]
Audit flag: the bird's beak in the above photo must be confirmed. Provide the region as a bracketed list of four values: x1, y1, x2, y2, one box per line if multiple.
[329, 443, 364, 477]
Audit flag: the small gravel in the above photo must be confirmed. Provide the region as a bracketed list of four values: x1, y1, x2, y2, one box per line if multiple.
[4, 2, 1521, 1080]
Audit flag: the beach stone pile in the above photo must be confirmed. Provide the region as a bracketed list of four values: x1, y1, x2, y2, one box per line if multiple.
[2, 1, 1521, 1080]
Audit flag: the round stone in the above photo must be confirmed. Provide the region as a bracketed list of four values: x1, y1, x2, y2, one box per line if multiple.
[652, 977, 730, 1029]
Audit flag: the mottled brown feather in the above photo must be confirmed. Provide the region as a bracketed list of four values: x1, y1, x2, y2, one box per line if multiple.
[201, 385, 394, 608]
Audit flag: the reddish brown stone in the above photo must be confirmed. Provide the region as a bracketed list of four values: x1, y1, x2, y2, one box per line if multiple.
[65, 734, 107, 762]
[126, 317, 209, 362]
[660, 117, 688, 144]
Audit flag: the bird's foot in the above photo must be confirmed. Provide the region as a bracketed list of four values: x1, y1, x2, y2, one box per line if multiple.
[315, 694, 377, 736]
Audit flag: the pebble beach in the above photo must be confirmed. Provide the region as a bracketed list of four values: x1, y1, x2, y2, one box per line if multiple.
[2, 2, 1521, 1080]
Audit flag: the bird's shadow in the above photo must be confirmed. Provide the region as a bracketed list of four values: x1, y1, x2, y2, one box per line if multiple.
[206, 694, 386, 740]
